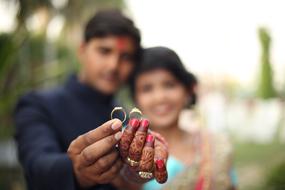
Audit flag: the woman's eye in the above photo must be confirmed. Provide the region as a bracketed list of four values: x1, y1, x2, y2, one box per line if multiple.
[140, 84, 153, 93]
[164, 81, 176, 89]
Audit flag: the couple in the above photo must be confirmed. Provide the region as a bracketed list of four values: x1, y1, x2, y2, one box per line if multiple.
[14, 10, 237, 190]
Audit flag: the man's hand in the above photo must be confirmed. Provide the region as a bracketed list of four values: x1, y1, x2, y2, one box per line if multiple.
[67, 119, 123, 188]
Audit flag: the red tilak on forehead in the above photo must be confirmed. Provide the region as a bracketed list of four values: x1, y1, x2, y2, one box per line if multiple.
[116, 37, 127, 51]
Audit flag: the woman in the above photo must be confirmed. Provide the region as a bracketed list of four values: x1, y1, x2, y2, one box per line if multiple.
[129, 47, 237, 190]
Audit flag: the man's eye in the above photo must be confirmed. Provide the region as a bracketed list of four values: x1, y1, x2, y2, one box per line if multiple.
[120, 53, 133, 61]
[98, 47, 111, 55]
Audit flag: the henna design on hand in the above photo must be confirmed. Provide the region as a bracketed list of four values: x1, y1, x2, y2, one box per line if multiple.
[128, 119, 149, 163]
[119, 119, 140, 159]
[139, 134, 155, 172]
[154, 159, 168, 184]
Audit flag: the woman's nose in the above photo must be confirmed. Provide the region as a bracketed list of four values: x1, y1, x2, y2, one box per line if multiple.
[153, 89, 166, 103]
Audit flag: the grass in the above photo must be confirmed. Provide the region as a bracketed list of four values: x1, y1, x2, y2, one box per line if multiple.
[233, 141, 285, 190]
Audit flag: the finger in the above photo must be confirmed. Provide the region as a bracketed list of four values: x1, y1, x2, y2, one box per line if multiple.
[154, 159, 168, 184]
[87, 149, 119, 174]
[154, 139, 168, 162]
[139, 134, 155, 172]
[69, 119, 122, 155]
[119, 118, 140, 159]
[98, 159, 123, 183]
[150, 130, 169, 149]
[128, 119, 149, 166]
[80, 131, 122, 166]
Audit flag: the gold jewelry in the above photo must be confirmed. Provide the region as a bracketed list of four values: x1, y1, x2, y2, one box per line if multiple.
[127, 157, 139, 167]
[138, 171, 153, 179]
[111, 107, 126, 123]
[129, 107, 142, 120]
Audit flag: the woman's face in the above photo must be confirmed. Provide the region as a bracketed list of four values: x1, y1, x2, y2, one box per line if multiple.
[135, 69, 189, 129]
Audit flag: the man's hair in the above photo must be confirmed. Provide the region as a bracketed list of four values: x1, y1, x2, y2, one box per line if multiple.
[84, 9, 141, 61]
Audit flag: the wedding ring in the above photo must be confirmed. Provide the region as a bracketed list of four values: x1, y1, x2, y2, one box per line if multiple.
[138, 171, 153, 179]
[111, 107, 126, 123]
[129, 107, 142, 120]
[127, 157, 139, 167]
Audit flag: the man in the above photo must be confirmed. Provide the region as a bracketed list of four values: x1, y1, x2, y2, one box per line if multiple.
[14, 10, 145, 190]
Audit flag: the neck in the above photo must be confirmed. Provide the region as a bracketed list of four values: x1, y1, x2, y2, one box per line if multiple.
[153, 123, 183, 142]
[67, 73, 113, 104]
[78, 71, 87, 84]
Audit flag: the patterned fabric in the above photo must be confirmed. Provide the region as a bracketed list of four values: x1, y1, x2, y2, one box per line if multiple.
[143, 130, 236, 190]
[163, 131, 235, 190]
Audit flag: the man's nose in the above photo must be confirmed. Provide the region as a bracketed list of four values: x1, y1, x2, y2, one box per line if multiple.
[107, 55, 120, 70]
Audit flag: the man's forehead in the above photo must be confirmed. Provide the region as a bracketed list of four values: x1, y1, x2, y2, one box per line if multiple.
[116, 36, 130, 51]
[90, 36, 134, 45]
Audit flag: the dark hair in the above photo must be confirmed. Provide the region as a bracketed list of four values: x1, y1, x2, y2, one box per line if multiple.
[130, 46, 198, 106]
[84, 9, 142, 61]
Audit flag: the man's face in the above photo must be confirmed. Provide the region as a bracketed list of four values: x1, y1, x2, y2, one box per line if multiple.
[78, 36, 136, 95]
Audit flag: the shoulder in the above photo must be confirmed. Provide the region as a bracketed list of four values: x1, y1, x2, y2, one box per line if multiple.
[15, 85, 67, 115]
[195, 129, 233, 159]
[206, 131, 234, 161]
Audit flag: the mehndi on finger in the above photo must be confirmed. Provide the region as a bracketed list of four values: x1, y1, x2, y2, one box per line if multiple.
[154, 159, 168, 184]
[139, 134, 155, 174]
[119, 118, 140, 160]
[154, 139, 168, 162]
[128, 119, 149, 167]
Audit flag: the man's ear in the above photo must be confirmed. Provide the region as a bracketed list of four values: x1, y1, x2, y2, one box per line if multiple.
[77, 42, 86, 64]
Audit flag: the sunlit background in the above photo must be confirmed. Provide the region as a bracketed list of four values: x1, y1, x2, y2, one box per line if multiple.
[0, 0, 285, 190]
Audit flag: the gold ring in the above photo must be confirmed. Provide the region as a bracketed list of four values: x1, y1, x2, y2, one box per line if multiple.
[129, 107, 142, 120]
[127, 157, 139, 167]
[138, 171, 153, 179]
[111, 107, 126, 123]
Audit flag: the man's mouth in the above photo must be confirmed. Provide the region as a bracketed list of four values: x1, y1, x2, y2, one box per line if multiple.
[102, 73, 118, 83]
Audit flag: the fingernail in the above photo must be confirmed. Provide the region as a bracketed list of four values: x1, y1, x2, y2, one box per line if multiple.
[115, 132, 123, 140]
[140, 119, 149, 130]
[155, 159, 166, 171]
[111, 121, 122, 130]
[129, 118, 140, 128]
[146, 134, 154, 143]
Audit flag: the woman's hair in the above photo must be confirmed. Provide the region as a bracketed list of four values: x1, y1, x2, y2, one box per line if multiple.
[129, 46, 198, 106]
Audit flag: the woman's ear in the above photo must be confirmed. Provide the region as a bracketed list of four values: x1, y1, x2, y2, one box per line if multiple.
[184, 85, 196, 108]
[182, 87, 192, 108]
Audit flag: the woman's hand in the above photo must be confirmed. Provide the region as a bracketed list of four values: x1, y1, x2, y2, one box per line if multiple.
[118, 118, 168, 184]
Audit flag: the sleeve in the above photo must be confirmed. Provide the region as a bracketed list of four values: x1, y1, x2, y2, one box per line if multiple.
[14, 93, 76, 190]
[229, 168, 238, 188]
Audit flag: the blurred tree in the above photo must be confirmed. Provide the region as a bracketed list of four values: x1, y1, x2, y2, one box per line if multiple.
[256, 27, 276, 99]
[1, 1, 126, 189]
[265, 161, 285, 190]
[0, 0, 125, 139]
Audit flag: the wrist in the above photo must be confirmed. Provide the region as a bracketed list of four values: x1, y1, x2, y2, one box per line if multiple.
[74, 171, 96, 189]
[120, 164, 150, 184]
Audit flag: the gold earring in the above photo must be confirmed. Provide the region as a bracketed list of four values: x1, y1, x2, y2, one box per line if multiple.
[111, 107, 126, 123]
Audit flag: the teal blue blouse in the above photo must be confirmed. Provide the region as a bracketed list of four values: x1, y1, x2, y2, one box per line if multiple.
[143, 156, 238, 190]
[143, 156, 185, 190]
